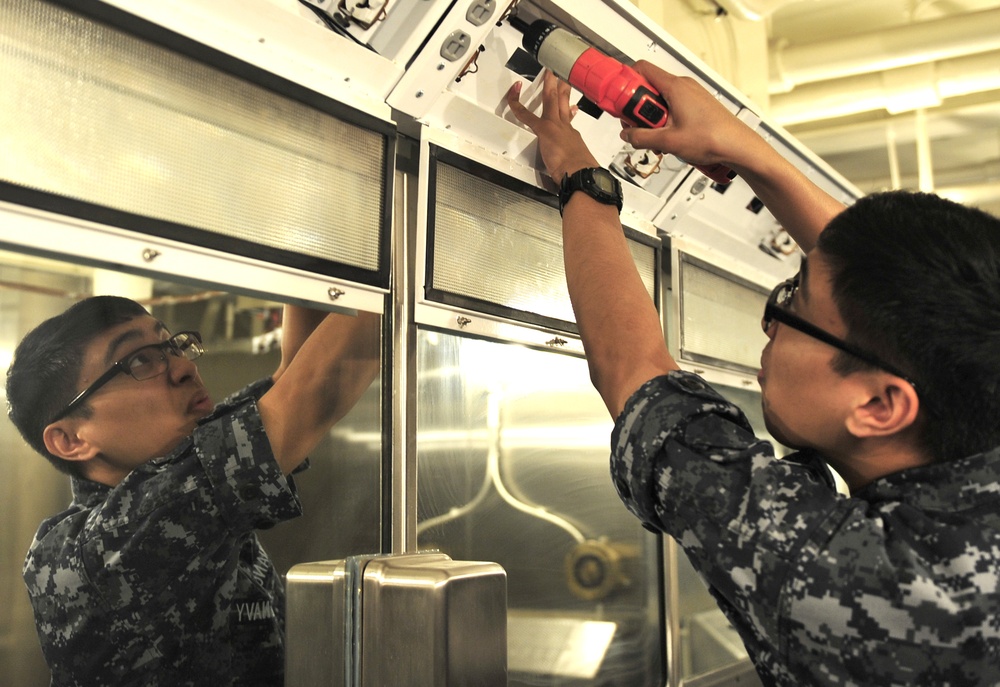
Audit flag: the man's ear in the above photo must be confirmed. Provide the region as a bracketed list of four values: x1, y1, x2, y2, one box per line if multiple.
[42, 422, 100, 464]
[845, 376, 920, 439]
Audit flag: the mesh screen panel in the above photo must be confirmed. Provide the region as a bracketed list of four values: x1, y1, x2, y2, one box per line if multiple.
[431, 163, 656, 324]
[0, 0, 385, 272]
[628, 237, 657, 304]
[680, 256, 769, 371]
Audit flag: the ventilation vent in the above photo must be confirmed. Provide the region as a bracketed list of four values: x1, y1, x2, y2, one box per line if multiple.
[0, 0, 391, 285]
[427, 149, 658, 333]
[678, 253, 769, 374]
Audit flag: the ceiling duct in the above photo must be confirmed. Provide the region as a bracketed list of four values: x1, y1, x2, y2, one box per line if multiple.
[770, 49, 1000, 125]
[768, 6, 1000, 94]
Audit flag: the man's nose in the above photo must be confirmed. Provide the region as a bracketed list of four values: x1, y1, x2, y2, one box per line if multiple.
[167, 351, 198, 383]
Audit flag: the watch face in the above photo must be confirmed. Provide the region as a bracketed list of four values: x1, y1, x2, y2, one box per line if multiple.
[559, 167, 622, 215]
[590, 169, 618, 194]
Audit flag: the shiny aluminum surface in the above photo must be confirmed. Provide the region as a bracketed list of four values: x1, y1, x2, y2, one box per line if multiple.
[285, 561, 350, 687]
[286, 552, 507, 687]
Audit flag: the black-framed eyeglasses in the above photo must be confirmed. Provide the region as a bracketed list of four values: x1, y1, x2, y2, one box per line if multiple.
[762, 278, 917, 391]
[50, 331, 205, 423]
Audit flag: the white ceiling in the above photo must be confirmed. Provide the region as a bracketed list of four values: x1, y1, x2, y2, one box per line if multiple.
[637, 0, 1000, 215]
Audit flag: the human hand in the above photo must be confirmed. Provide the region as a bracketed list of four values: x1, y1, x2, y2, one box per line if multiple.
[619, 61, 752, 171]
[505, 70, 601, 184]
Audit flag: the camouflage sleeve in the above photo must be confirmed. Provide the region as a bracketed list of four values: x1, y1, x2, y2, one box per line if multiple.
[214, 376, 273, 412]
[610, 371, 848, 650]
[193, 396, 302, 531]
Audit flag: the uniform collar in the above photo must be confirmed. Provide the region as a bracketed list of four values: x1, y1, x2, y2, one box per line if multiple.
[70, 474, 112, 508]
[853, 445, 1000, 511]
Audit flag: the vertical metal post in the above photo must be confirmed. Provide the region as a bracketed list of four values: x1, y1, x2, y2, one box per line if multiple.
[663, 536, 683, 687]
[388, 141, 420, 555]
[660, 248, 682, 687]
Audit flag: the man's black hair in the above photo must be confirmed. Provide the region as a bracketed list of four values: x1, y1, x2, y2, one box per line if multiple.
[817, 191, 1000, 461]
[5, 296, 150, 475]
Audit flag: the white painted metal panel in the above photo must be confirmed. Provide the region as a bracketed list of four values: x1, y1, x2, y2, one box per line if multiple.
[0, 202, 386, 314]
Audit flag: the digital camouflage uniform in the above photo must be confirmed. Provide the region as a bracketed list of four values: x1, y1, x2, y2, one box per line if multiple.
[612, 371, 1000, 687]
[23, 380, 303, 686]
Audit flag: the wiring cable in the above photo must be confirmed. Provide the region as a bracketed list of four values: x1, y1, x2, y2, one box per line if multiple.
[296, 0, 375, 51]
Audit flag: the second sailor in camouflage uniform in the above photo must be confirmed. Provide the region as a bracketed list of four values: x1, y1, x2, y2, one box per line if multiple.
[7, 296, 379, 686]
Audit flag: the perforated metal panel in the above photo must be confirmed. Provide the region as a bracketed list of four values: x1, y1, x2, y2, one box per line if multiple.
[0, 0, 389, 282]
[428, 155, 658, 331]
[678, 254, 769, 374]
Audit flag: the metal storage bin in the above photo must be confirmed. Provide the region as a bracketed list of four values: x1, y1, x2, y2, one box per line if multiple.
[286, 552, 507, 687]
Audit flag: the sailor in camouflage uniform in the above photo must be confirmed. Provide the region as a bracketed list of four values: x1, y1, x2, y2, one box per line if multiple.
[7, 297, 379, 685]
[508, 68, 1000, 686]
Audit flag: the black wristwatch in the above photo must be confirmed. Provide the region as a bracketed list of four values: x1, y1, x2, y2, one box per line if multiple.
[559, 167, 623, 216]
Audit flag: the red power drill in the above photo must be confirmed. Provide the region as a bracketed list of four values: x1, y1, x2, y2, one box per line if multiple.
[522, 20, 736, 185]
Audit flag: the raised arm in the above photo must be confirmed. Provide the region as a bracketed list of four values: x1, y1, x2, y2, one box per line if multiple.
[257, 305, 380, 474]
[506, 74, 678, 419]
[271, 304, 328, 383]
[623, 62, 846, 253]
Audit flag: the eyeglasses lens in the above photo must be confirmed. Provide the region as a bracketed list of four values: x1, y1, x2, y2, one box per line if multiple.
[126, 349, 167, 381]
[125, 332, 203, 381]
[776, 280, 795, 307]
[763, 279, 794, 332]
[171, 332, 204, 360]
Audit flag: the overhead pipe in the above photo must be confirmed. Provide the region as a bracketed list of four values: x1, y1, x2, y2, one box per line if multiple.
[770, 49, 1000, 125]
[791, 100, 1000, 163]
[768, 6, 1000, 94]
[885, 125, 901, 190]
[914, 108, 934, 192]
[854, 179, 1000, 212]
[842, 162, 1000, 208]
[937, 180, 1000, 209]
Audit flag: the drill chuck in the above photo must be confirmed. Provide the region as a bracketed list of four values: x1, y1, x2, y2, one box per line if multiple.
[523, 20, 587, 82]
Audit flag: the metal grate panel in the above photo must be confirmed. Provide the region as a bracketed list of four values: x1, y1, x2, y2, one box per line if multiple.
[0, 0, 386, 275]
[679, 255, 769, 373]
[431, 161, 656, 328]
